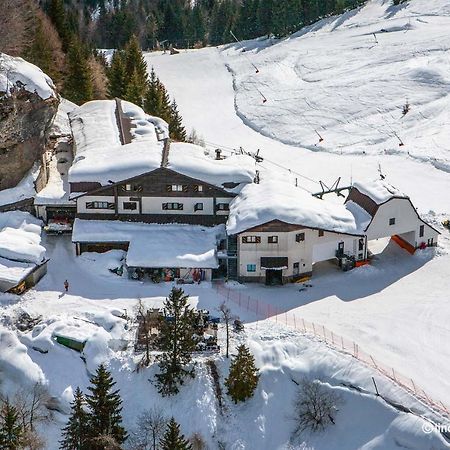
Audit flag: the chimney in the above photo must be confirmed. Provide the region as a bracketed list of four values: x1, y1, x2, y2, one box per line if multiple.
[215, 148, 222, 160]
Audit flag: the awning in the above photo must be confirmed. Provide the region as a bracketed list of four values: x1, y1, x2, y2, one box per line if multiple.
[260, 257, 288, 270]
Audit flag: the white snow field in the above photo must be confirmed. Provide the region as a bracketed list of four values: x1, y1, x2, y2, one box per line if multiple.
[0, 235, 448, 449]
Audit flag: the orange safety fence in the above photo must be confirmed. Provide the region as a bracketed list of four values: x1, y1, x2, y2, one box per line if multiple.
[214, 282, 450, 421]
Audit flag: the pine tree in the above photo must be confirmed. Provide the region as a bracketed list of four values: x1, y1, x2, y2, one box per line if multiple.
[124, 69, 145, 107]
[47, 0, 71, 50]
[143, 68, 172, 123]
[257, 0, 274, 37]
[155, 288, 198, 396]
[225, 345, 259, 403]
[108, 50, 127, 99]
[0, 400, 24, 449]
[59, 387, 90, 450]
[85, 364, 127, 449]
[159, 417, 192, 450]
[64, 39, 93, 105]
[169, 100, 186, 142]
[124, 35, 148, 96]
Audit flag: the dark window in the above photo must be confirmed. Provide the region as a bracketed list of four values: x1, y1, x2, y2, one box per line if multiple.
[86, 201, 114, 210]
[162, 202, 183, 210]
[293, 262, 299, 274]
[296, 232, 305, 242]
[242, 236, 261, 244]
[318, 230, 324, 237]
[123, 202, 137, 210]
[358, 253, 363, 260]
[247, 264, 256, 272]
[419, 225, 424, 237]
[268, 236, 278, 243]
[389, 218, 396, 226]
[358, 238, 364, 251]
[194, 202, 203, 212]
[216, 203, 230, 211]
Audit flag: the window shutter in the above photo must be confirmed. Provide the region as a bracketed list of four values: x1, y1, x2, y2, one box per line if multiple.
[108, 203, 115, 209]
[86, 202, 93, 209]
[162, 203, 168, 210]
[166, 185, 172, 192]
[182, 185, 188, 192]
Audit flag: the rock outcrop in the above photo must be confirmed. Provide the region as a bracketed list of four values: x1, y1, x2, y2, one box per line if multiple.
[0, 53, 59, 191]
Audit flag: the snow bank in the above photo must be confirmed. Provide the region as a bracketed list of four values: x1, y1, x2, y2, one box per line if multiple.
[51, 98, 77, 138]
[353, 178, 406, 204]
[168, 142, 256, 190]
[0, 53, 56, 100]
[227, 180, 370, 235]
[0, 257, 36, 285]
[0, 164, 39, 207]
[0, 326, 46, 395]
[0, 212, 45, 264]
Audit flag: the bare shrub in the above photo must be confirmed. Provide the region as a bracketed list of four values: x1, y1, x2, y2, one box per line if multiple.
[189, 431, 207, 450]
[127, 407, 168, 450]
[291, 378, 342, 439]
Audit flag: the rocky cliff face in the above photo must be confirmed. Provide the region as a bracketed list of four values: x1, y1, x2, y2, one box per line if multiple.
[0, 53, 59, 191]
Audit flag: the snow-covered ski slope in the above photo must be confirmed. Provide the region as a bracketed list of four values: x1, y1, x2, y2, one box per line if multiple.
[146, 0, 450, 214]
[227, 0, 450, 165]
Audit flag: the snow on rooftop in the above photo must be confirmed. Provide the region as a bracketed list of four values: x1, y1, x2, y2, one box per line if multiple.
[0, 53, 56, 100]
[68, 100, 164, 185]
[168, 142, 256, 189]
[353, 179, 406, 205]
[72, 219, 224, 269]
[0, 212, 45, 264]
[227, 180, 370, 235]
[0, 257, 36, 287]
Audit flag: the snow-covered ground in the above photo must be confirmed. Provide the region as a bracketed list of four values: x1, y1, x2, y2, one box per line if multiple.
[0, 236, 448, 449]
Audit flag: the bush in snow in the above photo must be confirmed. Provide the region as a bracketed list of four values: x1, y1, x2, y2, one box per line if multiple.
[155, 288, 198, 396]
[189, 432, 207, 450]
[225, 344, 259, 404]
[159, 417, 192, 450]
[291, 379, 342, 439]
[127, 406, 168, 450]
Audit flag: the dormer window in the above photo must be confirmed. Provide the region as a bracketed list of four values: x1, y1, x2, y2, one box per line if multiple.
[167, 184, 187, 192]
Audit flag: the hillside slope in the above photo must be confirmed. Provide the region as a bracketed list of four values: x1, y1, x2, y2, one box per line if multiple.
[225, 0, 450, 168]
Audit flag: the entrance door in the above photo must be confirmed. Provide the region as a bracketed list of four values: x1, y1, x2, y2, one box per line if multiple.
[265, 269, 283, 286]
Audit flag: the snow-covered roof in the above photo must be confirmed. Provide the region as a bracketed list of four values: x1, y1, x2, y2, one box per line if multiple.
[168, 143, 256, 190]
[227, 180, 370, 235]
[72, 219, 224, 269]
[0, 257, 36, 288]
[0, 53, 56, 100]
[68, 99, 255, 190]
[68, 100, 165, 186]
[0, 212, 45, 264]
[352, 179, 407, 205]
